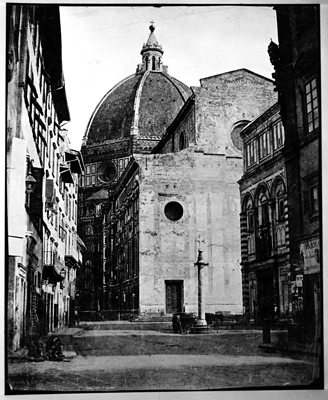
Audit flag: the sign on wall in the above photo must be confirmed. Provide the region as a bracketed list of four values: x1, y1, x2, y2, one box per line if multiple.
[296, 274, 303, 287]
[300, 238, 320, 275]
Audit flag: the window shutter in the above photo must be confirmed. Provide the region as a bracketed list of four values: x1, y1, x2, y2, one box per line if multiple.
[30, 167, 44, 231]
[45, 179, 54, 203]
[303, 190, 311, 214]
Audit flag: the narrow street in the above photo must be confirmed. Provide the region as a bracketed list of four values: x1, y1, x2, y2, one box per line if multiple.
[7, 324, 320, 392]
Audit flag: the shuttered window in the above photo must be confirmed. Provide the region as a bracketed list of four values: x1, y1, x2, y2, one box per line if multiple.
[273, 121, 285, 150]
[246, 140, 257, 167]
[29, 167, 44, 233]
[303, 185, 319, 215]
[305, 78, 319, 133]
[45, 178, 54, 204]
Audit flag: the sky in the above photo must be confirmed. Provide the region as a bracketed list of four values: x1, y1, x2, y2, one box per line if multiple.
[59, 5, 279, 150]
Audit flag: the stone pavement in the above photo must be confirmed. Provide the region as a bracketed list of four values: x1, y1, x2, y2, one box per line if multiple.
[8, 353, 312, 374]
[68, 328, 321, 363]
[8, 328, 315, 376]
[8, 326, 320, 360]
[49, 326, 84, 336]
[7, 327, 321, 392]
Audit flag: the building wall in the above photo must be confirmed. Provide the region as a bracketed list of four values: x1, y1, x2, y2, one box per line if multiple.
[159, 104, 196, 153]
[271, 5, 321, 338]
[239, 103, 289, 323]
[193, 69, 276, 154]
[136, 150, 243, 314]
[7, 4, 42, 350]
[7, 5, 84, 350]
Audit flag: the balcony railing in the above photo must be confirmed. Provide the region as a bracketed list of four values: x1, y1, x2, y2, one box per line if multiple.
[43, 250, 65, 284]
[65, 246, 81, 268]
[65, 232, 85, 268]
[44, 250, 65, 268]
[65, 253, 79, 269]
[44, 250, 56, 266]
[65, 245, 79, 262]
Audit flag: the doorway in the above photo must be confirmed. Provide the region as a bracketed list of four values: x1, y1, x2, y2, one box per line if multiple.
[303, 274, 321, 339]
[165, 280, 183, 314]
[257, 270, 274, 323]
[54, 304, 58, 330]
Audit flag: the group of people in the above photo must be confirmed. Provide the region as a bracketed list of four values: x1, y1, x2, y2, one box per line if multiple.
[27, 336, 65, 362]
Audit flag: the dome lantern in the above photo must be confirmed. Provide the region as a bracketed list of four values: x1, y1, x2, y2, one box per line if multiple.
[138, 22, 166, 73]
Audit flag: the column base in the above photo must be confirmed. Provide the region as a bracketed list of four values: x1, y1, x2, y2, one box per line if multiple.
[190, 325, 209, 334]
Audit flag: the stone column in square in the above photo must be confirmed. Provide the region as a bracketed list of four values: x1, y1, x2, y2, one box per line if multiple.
[194, 241, 208, 326]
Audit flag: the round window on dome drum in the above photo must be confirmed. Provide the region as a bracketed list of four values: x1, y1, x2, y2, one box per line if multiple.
[98, 162, 116, 183]
[164, 201, 184, 221]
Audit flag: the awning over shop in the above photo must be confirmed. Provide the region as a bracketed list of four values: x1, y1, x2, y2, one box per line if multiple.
[65, 254, 79, 269]
[43, 264, 65, 284]
[60, 163, 74, 184]
[65, 150, 84, 175]
[76, 234, 86, 251]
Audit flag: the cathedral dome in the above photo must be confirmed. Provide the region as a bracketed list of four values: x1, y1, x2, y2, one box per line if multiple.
[83, 24, 192, 151]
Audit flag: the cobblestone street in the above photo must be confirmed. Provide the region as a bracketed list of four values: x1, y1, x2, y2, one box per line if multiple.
[7, 326, 320, 393]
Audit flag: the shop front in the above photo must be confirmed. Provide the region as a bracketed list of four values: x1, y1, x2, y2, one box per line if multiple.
[300, 238, 321, 340]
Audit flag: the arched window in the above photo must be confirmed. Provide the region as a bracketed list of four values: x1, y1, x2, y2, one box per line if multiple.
[246, 201, 254, 233]
[281, 227, 286, 245]
[179, 132, 185, 150]
[276, 227, 282, 247]
[243, 196, 255, 254]
[255, 186, 272, 256]
[277, 190, 285, 221]
[85, 225, 93, 236]
[258, 193, 269, 227]
[273, 180, 285, 222]
[88, 204, 95, 216]
[272, 179, 286, 249]
[248, 236, 255, 255]
[275, 226, 286, 247]
[152, 56, 156, 70]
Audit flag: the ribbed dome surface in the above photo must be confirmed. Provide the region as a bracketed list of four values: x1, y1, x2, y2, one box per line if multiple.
[85, 71, 192, 147]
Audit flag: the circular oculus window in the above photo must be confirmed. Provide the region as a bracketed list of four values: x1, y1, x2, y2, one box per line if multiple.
[231, 122, 249, 151]
[98, 162, 116, 183]
[164, 201, 184, 221]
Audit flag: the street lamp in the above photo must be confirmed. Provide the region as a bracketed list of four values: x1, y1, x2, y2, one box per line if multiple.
[25, 174, 36, 194]
[25, 159, 36, 194]
[60, 268, 66, 289]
